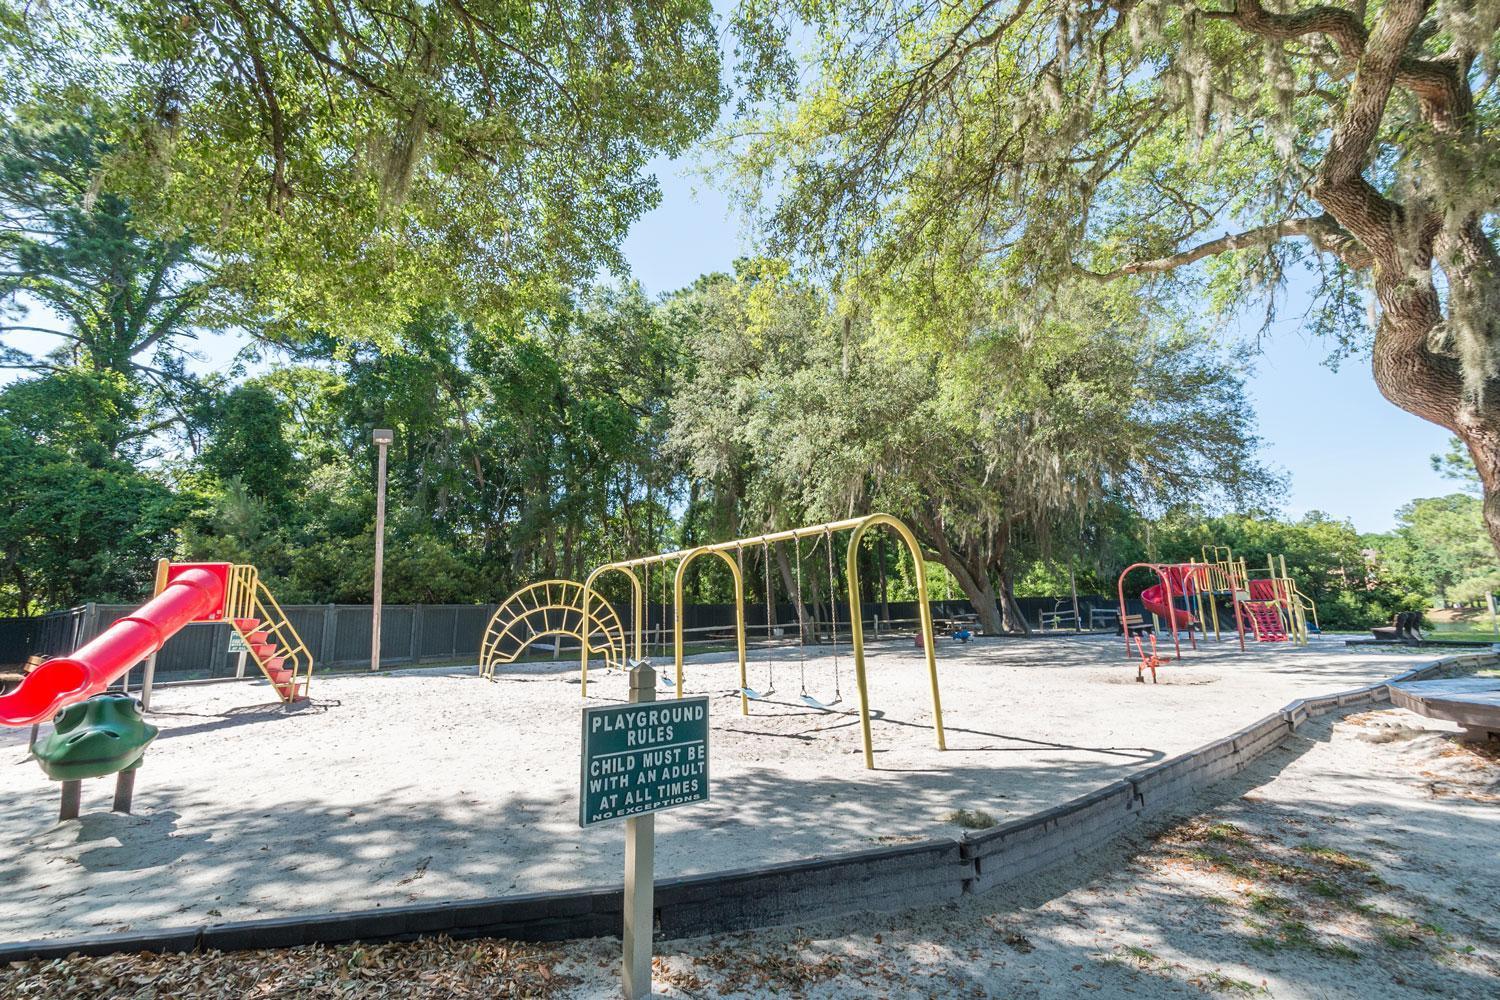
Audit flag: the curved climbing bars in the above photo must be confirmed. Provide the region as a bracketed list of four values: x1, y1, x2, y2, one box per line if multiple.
[480, 579, 628, 680]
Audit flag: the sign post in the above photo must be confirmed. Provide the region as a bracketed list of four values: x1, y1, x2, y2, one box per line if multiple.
[622, 667, 655, 1000]
[580, 662, 710, 1000]
[228, 629, 250, 678]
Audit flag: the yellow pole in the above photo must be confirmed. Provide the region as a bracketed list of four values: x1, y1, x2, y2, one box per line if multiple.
[846, 514, 946, 768]
[579, 565, 643, 697]
[672, 547, 747, 709]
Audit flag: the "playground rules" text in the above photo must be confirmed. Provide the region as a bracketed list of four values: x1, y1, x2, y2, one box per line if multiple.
[579, 696, 710, 826]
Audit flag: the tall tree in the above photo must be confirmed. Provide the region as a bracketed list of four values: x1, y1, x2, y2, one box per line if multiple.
[0, 105, 234, 432]
[729, 1, 1500, 549]
[0, 371, 178, 614]
[668, 264, 1269, 632]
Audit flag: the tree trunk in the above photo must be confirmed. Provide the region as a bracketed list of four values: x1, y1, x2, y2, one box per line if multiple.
[948, 559, 1005, 635]
[997, 566, 1032, 636]
[1364, 256, 1500, 556]
[772, 541, 814, 642]
[909, 510, 1007, 633]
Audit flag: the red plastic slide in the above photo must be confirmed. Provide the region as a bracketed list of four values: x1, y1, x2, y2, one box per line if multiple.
[1139, 565, 1199, 632]
[1247, 579, 1280, 601]
[0, 566, 226, 727]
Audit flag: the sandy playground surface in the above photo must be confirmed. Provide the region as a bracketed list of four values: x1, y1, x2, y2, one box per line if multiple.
[0, 634, 1438, 944]
[2, 704, 1495, 998]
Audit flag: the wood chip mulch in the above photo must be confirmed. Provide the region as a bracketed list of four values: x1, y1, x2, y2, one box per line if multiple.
[1, 936, 577, 999]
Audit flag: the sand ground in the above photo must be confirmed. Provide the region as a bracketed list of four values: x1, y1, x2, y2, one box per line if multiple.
[566, 704, 1500, 998]
[0, 634, 1431, 943]
[2, 704, 1494, 998]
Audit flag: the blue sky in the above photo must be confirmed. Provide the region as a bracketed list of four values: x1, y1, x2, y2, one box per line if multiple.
[621, 156, 1455, 534]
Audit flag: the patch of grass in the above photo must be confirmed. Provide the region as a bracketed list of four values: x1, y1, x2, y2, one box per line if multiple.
[1307, 878, 1345, 900]
[1163, 819, 1262, 845]
[1185, 849, 1261, 881]
[1247, 935, 1280, 955]
[1294, 843, 1374, 872]
[1116, 944, 1161, 968]
[1248, 892, 1297, 917]
[1191, 970, 1264, 995]
[1380, 929, 1421, 950]
[1249, 918, 1360, 960]
[946, 808, 998, 830]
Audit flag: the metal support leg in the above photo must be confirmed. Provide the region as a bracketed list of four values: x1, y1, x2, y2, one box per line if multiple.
[59, 780, 81, 822]
[140, 654, 158, 712]
[113, 769, 137, 813]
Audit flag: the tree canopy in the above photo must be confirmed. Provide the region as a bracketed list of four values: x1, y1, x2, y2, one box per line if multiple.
[1, 1, 723, 334]
[0, 1, 1490, 633]
[727, 0, 1500, 547]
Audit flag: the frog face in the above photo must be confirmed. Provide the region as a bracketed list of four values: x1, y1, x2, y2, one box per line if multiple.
[32, 693, 160, 782]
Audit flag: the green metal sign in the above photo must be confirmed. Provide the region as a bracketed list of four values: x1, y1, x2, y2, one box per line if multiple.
[227, 630, 249, 654]
[579, 696, 710, 827]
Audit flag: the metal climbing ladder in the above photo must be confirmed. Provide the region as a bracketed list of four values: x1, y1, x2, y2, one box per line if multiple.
[223, 564, 315, 702]
[479, 579, 627, 679]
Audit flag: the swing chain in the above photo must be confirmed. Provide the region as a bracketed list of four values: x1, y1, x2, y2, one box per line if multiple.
[763, 540, 776, 690]
[825, 528, 841, 700]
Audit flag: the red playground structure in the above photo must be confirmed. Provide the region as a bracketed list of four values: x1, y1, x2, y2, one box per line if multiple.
[0, 561, 311, 728]
[1117, 562, 1206, 663]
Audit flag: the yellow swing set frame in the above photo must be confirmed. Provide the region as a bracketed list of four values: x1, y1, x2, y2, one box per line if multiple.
[579, 513, 947, 770]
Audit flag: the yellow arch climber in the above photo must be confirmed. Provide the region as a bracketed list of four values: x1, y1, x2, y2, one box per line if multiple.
[479, 580, 627, 680]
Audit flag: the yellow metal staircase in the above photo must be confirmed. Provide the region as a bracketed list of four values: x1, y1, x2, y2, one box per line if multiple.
[225, 565, 314, 702]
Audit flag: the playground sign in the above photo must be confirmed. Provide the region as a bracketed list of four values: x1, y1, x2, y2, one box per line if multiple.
[579, 695, 709, 827]
[226, 630, 249, 654]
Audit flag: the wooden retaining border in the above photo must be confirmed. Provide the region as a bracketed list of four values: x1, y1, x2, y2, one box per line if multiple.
[3, 651, 1493, 963]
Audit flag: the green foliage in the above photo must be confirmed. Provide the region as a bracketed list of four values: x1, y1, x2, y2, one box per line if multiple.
[1367, 494, 1499, 606]
[199, 384, 299, 511]
[176, 288, 680, 605]
[666, 261, 1271, 630]
[0, 100, 235, 410]
[0, 371, 178, 614]
[1, 0, 724, 337]
[1430, 437, 1482, 495]
[724, 2, 1499, 355]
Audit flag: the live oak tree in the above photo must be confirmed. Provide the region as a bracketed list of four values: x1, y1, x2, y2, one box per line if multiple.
[667, 264, 1267, 633]
[1, 1, 722, 335]
[728, 1, 1500, 549]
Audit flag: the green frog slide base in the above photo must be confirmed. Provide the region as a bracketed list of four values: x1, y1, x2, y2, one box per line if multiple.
[32, 693, 158, 782]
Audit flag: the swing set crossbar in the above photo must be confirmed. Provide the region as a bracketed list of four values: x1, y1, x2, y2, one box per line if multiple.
[579, 513, 947, 770]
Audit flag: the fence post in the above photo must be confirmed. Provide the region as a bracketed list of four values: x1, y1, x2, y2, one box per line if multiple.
[409, 606, 422, 665]
[320, 604, 337, 668]
[79, 603, 100, 646]
[451, 608, 461, 659]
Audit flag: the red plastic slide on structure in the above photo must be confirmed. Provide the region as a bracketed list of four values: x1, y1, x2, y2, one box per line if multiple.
[1139, 564, 1199, 632]
[0, 565, 228, 727]
[1247, 579, 1280, 601]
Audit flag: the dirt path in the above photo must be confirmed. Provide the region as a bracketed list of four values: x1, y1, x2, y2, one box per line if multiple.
[4, 705, 1495, 998]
